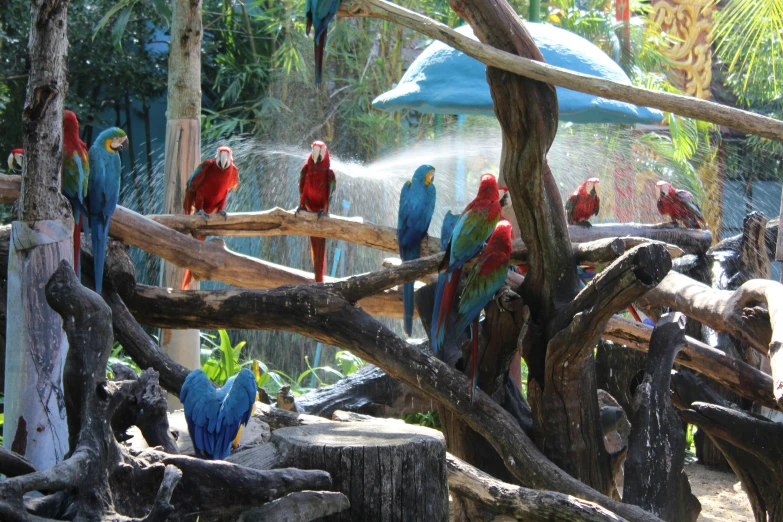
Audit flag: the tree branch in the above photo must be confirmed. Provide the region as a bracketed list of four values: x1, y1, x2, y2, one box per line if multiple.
[337, 0, 783, 143]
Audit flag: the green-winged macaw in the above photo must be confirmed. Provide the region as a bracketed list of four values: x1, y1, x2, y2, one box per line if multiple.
[305, 0, 341, 86]
[397, 165, 436, 336]
[656, 180, 706, 229]
[7, 148, 23, 174]
[566, 177, 600, 226]
[297, 141, 336, 283]
[87, 127, 127, 294]
[180, 368, 257, 460]
[62, 110, 90, 277]
[453, 219, 513, 402]
[431, 174, 509, 354]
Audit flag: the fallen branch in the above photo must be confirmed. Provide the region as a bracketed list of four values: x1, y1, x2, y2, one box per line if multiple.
[238, 491, 350, 522]
[640, 272, 783, 407]
[338, 0, 783, 143]
[603, 315, 779, 411]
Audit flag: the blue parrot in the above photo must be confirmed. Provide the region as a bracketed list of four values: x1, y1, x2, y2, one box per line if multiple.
[305, 0, 341, 85]
[440, 211, 459, 252]
[87, 127, 127, 294]
[397, 165, 437, 336]
[180, 368, 257, 460]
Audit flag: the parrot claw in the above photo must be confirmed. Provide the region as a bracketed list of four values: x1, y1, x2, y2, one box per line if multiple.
[294, 206, 306, 216]
[218, 210, 228, 219]
[196, 210, 209, 224]
[576, 220, 592, 228]
[316, 210, 327, 221]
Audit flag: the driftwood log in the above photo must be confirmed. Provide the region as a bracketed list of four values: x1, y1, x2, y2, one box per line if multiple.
[622, 314, 701, 522]
[0, 262, 335, 522]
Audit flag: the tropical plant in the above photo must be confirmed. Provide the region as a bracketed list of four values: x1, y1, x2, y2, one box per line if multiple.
[106, 342, 141, 378]
[200, 330, 247, 386]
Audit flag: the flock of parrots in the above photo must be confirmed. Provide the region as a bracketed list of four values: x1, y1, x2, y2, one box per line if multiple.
[4, 0, 707, 458]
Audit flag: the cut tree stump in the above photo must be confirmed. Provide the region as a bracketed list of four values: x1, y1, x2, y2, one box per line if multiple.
[272, 421, 448, 522]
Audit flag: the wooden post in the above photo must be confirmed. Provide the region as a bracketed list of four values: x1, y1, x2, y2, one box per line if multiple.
[159, 0, 203, 408]
[2, 0, 72, 470]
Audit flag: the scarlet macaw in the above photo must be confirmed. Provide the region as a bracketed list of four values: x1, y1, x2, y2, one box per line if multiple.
[656, 180, 706, 229]
[431, 174, 509, 354]
[180, 368, 257, 460]
[397, 165, 437, 336]
[62, 110, 90, 277]
[565, 177, 600, 226]
[297, 141, 336, 283]
[181, 146, 240, 289]
[305, 0, 341, 86]
[87, 127, 127, 294]
[454, 219, 513, 403]
[7, 148, 22, 174]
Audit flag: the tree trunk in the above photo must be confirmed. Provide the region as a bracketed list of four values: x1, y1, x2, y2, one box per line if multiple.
[160, 0, 204, 408]
[272, 421, 449, 521]
[3, 0, 72, 471]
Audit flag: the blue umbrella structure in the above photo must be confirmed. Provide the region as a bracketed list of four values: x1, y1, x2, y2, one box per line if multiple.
[373, 23, 664, 125]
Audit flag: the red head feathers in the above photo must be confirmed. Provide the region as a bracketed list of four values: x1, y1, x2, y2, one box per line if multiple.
[7, 148, 23, 173]
[310, 141, 330, 165]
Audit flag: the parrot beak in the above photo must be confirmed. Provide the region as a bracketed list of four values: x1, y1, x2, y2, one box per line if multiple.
[499, 187, 510, 208]
[425, 170, 435, 186]
[111, 136, 128, 152]
[217, 150, 231, 170]
[312, 145, 323, 164]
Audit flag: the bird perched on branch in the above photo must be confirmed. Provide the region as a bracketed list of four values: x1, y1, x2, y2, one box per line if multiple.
[305, 0, 341, 86]
[181, 146, 240, 289]
[454, 219, 513, 403]
[298, 140, 336, 283]
[7, 148, 22, 174]
[656, 180, 706, 229]
[62, 110, 90, 278]
[87, 127, 127, 294]
[180, 368, 257, 460]
[397, 165, 437, 336]
[431, 174, 509, 354]
[565, 177, 600, 226]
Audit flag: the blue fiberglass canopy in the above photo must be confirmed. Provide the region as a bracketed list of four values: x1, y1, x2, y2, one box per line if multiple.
[372, 23, 664, 125]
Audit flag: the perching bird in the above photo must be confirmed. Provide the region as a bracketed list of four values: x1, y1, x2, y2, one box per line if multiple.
[7, 148, 22, 174]
[656, 180, 706, 229]
[565, 177, 600, 226]
[181, 146, 240, 289]
[305, 0, 341, 86]
[398, 165, 437, 336]
[180, 368, 257, 460]
[454, 219, 513, 403]
[440, 211, 459, 252]
[87, 127, 127, 294]
[431, 174, 509, 354]
[62, 110, 90, 277]
[298, 141, 336, 283]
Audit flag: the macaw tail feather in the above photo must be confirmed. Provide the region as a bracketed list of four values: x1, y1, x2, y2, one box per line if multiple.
[311, 236, 326, 283]
[73, 215, 82, 278]
[627, 304, 642, 322]
[314, 31, 326, 86]
[403, 281, 414, 337]
[430, 268, 461, 354]
[182, 236, 206, 290]
[92, 216, 109, 294]
[470, 317, 479, 405]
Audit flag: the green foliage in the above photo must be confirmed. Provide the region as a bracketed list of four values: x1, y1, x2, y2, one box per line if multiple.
[402, 410, 442, 431]
[106, 342, 141, 378]
[200, 330, 247, 386]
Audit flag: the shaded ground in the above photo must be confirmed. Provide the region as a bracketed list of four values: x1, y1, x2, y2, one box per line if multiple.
[686, 463, 753, 521]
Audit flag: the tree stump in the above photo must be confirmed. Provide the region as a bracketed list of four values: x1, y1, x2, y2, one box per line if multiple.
[272, 421, 448, 522]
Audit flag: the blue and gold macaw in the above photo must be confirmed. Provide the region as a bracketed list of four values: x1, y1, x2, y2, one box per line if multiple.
[305, 0, 341, 85]
[440, 211, 459, 252]
[62, 110, 89, 278]
[87, 127, 127, 294]
[397, 165, 436, 336]
[180, 368, 257, 460]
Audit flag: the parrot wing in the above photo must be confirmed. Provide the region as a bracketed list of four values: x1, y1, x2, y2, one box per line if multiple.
[676, 189, 705, 220]
[592, 193, 600, 216]
[449, 209, 497, 272]
[328, 169, 336, 210]
[214, 369, 257, 459]
[184, 161, 209, 214]
[454, 252, 510, 337]
[440, 212, 459, 252]
[180, 369, 221, 458]
[565, 192, 577, 223]
[311, 0, 341, 40]
[397, 181, 413, 245]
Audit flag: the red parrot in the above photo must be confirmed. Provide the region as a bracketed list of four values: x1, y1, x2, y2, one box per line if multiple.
[297, 141, 336, 283]
[656, 180, 706, 229]
[7, 148, 23, 174]
[62, 110, 90, 277]
[565, 177, 600, 225]
[181, 146, 240, 289]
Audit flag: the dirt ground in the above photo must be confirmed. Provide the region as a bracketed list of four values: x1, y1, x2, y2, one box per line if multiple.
[686, 463, 753, 521]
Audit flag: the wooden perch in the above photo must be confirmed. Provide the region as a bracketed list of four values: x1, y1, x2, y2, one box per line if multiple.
[623, 313, 701, 522]
[238, 491, 350, 522]
[640, 271, 783, 407]
[603, 315, 779, 411]
[568, 224, 712, 255]
[338, 0, 783, 143]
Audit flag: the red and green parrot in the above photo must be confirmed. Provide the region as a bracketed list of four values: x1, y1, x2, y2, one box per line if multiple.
[397, 164, 437, 336]
[656, 180, 706, 229]
[454, 219, 513, 403]
[181, 146, 240, 289]
[62, 110, 90, 277]
[305, 0, 341, 86]
[7, 148, 23, 174]
[87, 127, 128, 294]
[297, 141, 336, 283]
[565, 177, 600, 226]
[431, 174, 509, 354]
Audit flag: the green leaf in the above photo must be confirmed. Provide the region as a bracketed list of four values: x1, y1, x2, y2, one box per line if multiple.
[111, 7, 133, 52]
[149, 0, 172, 25]
[202, 359, 224, 385]
[92, 0, 135, 40]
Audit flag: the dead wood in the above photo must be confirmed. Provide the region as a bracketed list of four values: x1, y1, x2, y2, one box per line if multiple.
[237, 491, 350, 522]
[712, 212, 771, 288]
[622, 313, 701, 522]
[0, 448, 36, 479]
[710, 215, 777, 263]
[640, 271, 783, 407]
